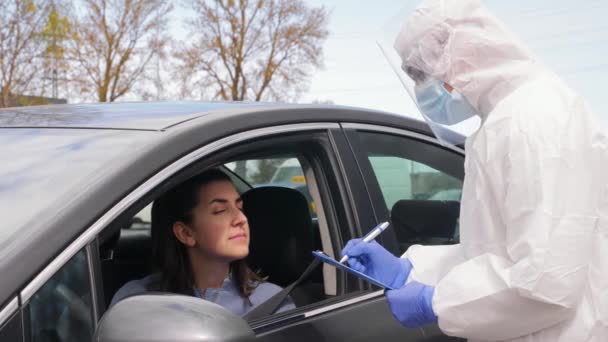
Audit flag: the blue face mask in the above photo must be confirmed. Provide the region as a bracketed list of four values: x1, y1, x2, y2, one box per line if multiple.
[414, 79, 477, 125]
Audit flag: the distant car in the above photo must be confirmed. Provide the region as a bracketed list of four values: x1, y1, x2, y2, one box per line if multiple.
[0, 102, 465, 342]
[270, 158, 307, 187]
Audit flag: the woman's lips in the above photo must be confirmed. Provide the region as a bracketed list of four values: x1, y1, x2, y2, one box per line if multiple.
[229, 233, 247, 240]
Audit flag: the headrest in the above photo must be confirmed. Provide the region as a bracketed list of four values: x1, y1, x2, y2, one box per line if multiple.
[243, 187, 313, 287]
[391, 200, 460, 244]
[99, 227, 121, 252]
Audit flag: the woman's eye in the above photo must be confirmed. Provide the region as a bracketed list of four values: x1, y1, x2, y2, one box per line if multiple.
[213, 209, 226, 215]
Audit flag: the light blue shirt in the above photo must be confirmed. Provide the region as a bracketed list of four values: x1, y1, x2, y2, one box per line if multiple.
[110, 273, 296, 317]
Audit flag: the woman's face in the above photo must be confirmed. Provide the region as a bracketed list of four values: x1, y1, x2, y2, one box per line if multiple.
[185, 180, 250, 262]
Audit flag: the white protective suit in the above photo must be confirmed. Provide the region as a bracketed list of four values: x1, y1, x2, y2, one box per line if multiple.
[394, 0, 608, 341]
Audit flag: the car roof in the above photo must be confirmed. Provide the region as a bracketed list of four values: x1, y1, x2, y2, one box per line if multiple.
[0, 101, 273, 130]
[0, 101, 457, 307]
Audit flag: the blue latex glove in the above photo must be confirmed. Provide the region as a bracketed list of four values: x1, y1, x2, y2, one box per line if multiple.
[341, 239, 412, 289]
[385, 281, 438, 328]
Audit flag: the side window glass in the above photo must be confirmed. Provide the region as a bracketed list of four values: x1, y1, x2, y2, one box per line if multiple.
[359, 132, 464, 254]
[130, 204, 152, 230]
[369, 156, 462, 209]
[0, 311, 23, 342]
[28, 249, 94, 342]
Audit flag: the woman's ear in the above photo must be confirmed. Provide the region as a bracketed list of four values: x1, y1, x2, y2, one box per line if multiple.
[172, 222, 196, 247]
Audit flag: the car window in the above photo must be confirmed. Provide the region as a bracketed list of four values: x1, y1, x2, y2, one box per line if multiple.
[100, 135, 357, 324]
[368, 156, 462, 209]
[0, 311, 23, 342]
[225, 158, 300, 187]
[27, 249, 94, 342]
[127, 205, 151, 230]
[356, 131, 464, 254]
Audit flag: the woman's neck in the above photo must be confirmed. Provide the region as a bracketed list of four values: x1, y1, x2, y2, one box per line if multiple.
[188, 251, 230, 289]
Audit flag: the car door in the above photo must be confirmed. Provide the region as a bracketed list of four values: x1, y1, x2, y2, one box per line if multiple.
[340, 123, 466, 341]
[252, 127, 449, 342]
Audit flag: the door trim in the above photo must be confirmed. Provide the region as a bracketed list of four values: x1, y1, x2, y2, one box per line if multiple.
[252, 290, 385, 333]
[340, 123, 465, 154]
[303, 290, 384, 318]
[0, 297, 18, 328]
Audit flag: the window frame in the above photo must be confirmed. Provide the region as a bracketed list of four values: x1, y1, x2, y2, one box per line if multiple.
[342, 123, 465, 255]
[96, 125, 376, 331]
[100, 125, 371, 329]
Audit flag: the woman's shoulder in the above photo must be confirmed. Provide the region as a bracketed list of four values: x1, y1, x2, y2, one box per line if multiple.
[245, 280, 283, 304]
[253, 281, 283, 296]
[250, 281, 296, 313]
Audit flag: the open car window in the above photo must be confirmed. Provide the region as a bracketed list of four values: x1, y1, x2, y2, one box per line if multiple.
[98, 131, 364, 326]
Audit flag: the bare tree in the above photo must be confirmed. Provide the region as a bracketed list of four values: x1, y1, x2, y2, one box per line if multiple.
[175, 0, 329, 102]
[68, 0, 173, 102]
[39, 1, 73, 100]
[0, 0, 50, 107]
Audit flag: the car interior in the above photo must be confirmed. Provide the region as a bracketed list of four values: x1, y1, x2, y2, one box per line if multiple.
[390, 199, 460, 252]
[98, 179, 461, 314]
[96, 138, 462, 324]
[98, 156, 333, 319]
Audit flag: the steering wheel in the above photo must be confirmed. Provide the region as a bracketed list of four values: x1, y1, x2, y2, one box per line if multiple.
[53, 284, 93, 341]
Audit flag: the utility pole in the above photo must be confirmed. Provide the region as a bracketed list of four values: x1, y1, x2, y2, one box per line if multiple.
[42, 1, 68, 100]
[153, 6, 163, 101]
[51, 4, 58, 100]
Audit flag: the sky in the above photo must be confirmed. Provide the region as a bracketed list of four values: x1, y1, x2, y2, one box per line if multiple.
[169, 0, 608, 126]
[298, 0, 608, 125]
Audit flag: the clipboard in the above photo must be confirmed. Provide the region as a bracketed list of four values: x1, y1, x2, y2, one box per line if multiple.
[312, 250, 396, 289]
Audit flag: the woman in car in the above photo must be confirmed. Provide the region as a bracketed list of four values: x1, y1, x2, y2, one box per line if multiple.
[110, 168, 295, 316]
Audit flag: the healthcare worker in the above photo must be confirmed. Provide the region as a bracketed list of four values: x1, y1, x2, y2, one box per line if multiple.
[341, 0, 608, 340]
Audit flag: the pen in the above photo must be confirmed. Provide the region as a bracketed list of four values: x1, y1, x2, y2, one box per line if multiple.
[339, 221, 389, 264]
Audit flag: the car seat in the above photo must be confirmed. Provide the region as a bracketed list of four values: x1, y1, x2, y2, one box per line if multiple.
[390, 199, 460, 251]
[100, 220, 152, 308]
[243, 186, 325, 306]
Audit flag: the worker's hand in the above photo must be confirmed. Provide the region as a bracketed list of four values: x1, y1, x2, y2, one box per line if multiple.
[385, 281, 437, 328]
[341, 239, 412, 288]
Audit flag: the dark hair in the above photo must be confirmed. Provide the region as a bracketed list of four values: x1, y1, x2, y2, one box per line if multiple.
[150, 168, 264, 298]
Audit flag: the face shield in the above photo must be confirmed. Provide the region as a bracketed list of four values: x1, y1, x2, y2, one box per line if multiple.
[377, 1, 481, 147]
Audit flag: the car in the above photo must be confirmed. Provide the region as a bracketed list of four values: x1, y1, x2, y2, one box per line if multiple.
[0, 101, 465, 341]
[269, 158, 307, 187]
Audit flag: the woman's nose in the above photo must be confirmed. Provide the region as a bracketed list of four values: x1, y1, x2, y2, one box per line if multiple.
[233, 207, 247, 225]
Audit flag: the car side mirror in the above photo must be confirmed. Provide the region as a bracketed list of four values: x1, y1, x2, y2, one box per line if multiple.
[95, 293, 256, 342]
